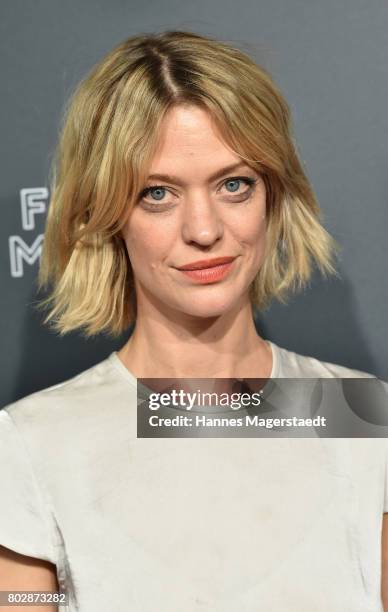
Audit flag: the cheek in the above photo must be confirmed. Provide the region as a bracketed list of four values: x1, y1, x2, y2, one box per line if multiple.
[230, 208, 267, 271]
[233, 184, 267, 243]
[234, 209, 266, 245]
[122, 215, 174, 267]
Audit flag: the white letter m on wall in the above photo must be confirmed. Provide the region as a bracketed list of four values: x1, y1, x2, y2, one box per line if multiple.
[9, 235, 44, 277]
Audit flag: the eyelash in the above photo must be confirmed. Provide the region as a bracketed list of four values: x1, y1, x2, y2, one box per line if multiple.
[138, 176, 258, 209]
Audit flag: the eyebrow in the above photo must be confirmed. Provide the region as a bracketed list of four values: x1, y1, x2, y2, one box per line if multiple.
[145, 162, 255, 186]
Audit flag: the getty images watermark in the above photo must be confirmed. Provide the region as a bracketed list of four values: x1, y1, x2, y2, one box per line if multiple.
[136, 377, 388, 438]
[0, 591, 68, 606]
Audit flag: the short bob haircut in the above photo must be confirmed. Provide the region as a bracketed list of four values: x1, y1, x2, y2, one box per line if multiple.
[36, 30, 340, 338]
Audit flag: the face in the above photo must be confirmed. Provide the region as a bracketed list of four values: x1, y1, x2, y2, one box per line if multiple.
[121, 104, 267, 320]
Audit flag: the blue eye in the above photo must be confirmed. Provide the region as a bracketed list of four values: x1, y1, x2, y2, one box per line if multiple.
[138, 175, 257, 210]
[148, 187, 166, 201]
[225, 179, 242, 192]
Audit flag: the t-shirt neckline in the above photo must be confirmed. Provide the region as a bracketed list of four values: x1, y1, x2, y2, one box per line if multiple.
[108, 339, 280, 388]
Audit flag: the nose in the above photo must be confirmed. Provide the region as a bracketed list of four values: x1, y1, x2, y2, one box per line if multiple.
[180, 190, 223, 247]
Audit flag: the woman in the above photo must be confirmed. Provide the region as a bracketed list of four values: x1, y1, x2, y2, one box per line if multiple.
[0, 30, 387, 611]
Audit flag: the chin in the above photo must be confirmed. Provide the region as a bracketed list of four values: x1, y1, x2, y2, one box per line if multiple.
[179, 297, 239, 318]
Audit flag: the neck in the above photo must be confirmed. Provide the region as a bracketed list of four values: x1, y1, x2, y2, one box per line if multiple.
[117, 298, 272, 380]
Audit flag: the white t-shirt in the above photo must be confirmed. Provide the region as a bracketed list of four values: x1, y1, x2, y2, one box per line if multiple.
[0, 340, 387, 612]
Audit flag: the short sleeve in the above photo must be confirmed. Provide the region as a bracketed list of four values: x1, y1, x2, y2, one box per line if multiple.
[0, 408, 57, 563]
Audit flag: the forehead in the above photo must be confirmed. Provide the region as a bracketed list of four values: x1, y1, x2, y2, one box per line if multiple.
[148, 104, 242, 172]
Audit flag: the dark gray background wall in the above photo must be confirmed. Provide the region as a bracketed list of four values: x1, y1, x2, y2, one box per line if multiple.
[1, 0, 387, 408]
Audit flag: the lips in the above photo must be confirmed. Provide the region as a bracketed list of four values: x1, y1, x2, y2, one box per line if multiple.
[177, 256, 236, 271]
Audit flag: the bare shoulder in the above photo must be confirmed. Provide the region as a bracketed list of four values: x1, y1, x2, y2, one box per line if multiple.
[0, 545, 58, 611]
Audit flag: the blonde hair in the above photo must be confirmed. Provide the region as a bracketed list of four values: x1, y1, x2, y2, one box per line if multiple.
[36, 30, 340, 338]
